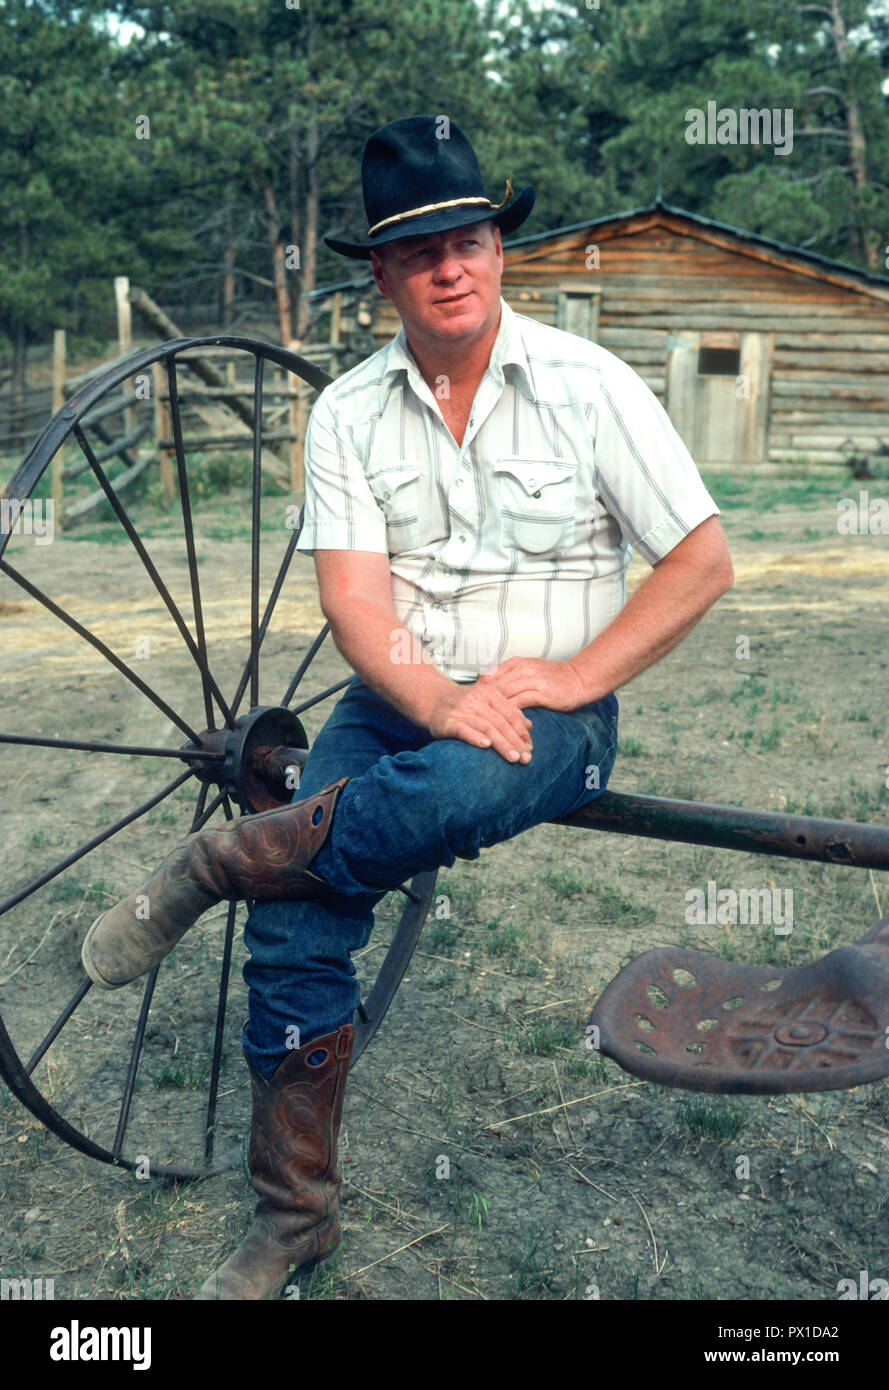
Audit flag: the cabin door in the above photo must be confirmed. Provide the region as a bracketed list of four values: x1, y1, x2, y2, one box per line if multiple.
[666, 330, 772, 465]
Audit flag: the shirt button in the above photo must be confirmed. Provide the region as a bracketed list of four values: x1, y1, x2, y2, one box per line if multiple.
[455, 478, 464, 488]
[458, 534, 467, 543]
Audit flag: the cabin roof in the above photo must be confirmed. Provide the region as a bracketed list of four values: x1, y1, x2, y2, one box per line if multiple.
[306, 195, 889, 300]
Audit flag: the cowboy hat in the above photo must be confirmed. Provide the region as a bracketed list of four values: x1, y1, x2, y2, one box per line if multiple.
[323, 114, 535, 260]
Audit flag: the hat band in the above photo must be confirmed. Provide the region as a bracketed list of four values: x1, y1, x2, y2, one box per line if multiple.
[368, 196, 493, 238]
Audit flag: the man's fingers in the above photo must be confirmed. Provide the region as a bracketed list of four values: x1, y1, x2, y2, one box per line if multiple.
[488, 693, 537, 739]
[480, 693, 533, 750]
[454, 708, 533, 763]
[454, 719, 530, 763]
[489, 680, 547, 709]
[434, 686, 536, 761]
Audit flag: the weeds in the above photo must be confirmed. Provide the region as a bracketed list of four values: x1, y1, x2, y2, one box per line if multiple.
[678, 1094, 749, 1142]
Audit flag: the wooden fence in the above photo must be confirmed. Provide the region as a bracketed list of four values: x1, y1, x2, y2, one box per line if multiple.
[0, 279, 351, 525]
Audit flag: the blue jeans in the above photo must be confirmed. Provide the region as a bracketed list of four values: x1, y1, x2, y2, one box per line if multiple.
[241, 677, 619, 1078]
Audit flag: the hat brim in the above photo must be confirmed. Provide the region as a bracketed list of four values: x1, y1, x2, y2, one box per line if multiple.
[323, 185, 536, 260]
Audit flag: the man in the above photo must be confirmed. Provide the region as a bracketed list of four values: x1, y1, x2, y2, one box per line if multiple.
[81, 115, 733, 1300]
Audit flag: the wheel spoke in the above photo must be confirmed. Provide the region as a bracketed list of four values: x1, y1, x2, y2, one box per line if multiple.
[25, 977, 92, 1075]
[0, 768, 195, 917]
[204, 898, 238, 1161]
[72, 423, 234, 728]
[290, 676, 353, 716]
[0, 732, 215, 761]
[228, 526, 301, 723]
[0, 557, 204, 745]
[249, 355, 264, 712]
[112, 967, 158, 1158]
[281, 622, 331, 707]
[191, 787, 226, 831]
[191, 778, 211, 828]
[167, 357, 215, 732]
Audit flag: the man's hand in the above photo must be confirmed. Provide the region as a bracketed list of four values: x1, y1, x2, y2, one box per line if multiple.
[427, 681, 534, 763]
[477, 657, 589, 712]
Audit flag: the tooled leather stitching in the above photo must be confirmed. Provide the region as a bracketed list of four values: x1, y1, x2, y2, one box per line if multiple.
[189, 778, 348, 899]
[243, 1026, 354, 1252]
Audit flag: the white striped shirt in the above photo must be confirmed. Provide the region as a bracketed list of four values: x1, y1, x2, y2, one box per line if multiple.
[296, 296, 719, 681]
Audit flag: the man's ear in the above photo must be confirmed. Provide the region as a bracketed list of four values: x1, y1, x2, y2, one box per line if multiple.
[370, 250, 390, 299]
[492, 222, 504, 268]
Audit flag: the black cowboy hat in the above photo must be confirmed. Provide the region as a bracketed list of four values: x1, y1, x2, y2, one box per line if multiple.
[323, 114, 535, 260]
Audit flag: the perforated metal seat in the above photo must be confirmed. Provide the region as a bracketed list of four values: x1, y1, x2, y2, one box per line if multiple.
[589, 914, 889, 1094]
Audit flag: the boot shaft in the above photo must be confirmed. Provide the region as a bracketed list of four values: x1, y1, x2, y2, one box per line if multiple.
[245, 1023, 354, 1213]
[188, 777, 349, 901]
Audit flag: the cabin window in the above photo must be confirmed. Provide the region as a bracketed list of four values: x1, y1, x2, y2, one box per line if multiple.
[698, 347, 741, 376]
[556, 287, 600, 342]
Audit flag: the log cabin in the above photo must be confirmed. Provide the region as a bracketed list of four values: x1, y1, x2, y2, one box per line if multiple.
[313, 196, 889, 473]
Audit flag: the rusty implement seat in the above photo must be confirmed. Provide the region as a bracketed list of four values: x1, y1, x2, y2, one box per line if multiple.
[589, 914, 889, 1094]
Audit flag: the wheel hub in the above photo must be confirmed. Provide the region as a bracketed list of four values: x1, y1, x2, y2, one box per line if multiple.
[183, 705, 308, 812]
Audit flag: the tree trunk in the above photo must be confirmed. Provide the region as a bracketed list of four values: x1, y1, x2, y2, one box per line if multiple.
[263, 180, 293, 344]
[11, 220, 29, 440]
[223, 200, 236, 328]
[298, 103, 320, 342]
[828, 0, 877, 267]
[289, 112, 302, 335]
[295, 10, 318, 342]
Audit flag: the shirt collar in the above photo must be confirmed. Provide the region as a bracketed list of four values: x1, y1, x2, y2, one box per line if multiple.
[379, 296, 536, 408]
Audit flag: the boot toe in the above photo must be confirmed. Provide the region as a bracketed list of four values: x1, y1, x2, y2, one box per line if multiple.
[81, 911, 131, 989]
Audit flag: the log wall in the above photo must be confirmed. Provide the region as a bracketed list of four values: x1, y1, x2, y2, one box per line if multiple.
[367, 213, 889, 469]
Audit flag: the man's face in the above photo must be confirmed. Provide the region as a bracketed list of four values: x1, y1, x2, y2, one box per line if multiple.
[370, 220, 503, 347]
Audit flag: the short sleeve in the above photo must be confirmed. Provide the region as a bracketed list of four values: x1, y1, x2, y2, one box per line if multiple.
[295, 387, 390, 554]
[591, 359, 719, 565]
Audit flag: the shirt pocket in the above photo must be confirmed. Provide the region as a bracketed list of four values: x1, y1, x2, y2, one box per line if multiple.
[365, 459, 424, 553]
[495, 456, 578, 554]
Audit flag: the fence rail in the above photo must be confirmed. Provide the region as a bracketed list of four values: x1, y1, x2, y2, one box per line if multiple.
[0, 278, 353, 526]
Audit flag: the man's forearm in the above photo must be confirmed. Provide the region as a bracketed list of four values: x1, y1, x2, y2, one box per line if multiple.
[568, 558, 732, 704]
[323, 594, 453, 726]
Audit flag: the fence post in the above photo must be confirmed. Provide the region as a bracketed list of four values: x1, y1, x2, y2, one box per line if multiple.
[115, 276, 136, 442]
[152, 361, 176, 500]
[287, 338, 304, 493]
[52, 329, 66, 516]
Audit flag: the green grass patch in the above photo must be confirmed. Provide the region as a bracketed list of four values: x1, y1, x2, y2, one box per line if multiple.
[540, 869, 586, 900]
[678, 1093, 749, 1141]
[152, 1053, 218, 1089]
[514, 1019, 578, 1057]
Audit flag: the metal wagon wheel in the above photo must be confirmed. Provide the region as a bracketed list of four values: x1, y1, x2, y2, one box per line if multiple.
[0, 336, 438, 1182]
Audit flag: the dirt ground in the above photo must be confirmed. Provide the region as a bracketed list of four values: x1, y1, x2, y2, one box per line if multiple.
[1, 466, 888, 1302]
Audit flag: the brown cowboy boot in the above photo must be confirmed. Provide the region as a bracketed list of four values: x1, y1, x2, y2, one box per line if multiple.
[82, 777, 349, 989]
[194, 1023, 354, 1300]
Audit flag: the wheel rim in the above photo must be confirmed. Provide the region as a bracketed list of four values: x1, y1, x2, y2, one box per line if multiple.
[0, 337, 436, 1181]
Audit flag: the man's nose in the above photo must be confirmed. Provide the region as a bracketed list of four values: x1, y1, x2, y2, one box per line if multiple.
[433, 249, 463, 279]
